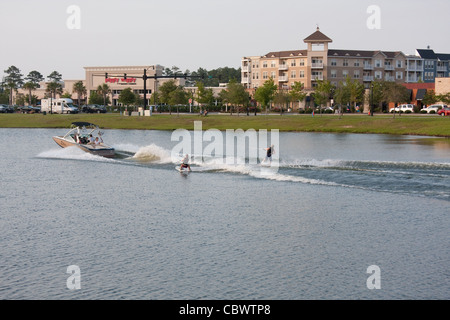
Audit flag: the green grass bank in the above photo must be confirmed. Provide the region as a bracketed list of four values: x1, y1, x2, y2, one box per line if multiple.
[1, 113, 450, 137]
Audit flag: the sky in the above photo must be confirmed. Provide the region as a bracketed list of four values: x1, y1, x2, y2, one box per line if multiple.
[1, 0, 449, 80]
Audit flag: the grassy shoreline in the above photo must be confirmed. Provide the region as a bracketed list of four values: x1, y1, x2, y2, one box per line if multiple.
[1, 113, 450, 137]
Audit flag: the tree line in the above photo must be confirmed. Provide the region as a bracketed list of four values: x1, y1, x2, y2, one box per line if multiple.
[3, 65, 450, 116]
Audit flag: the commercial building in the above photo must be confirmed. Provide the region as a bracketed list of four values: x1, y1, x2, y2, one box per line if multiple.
[84, 65, 185, 106]
[16, 65, 184, 106]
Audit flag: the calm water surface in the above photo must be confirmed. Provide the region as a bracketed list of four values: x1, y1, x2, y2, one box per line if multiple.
[0, 128, 449, 299]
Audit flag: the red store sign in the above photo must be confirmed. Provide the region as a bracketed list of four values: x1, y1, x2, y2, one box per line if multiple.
[105, 77, 137, 84]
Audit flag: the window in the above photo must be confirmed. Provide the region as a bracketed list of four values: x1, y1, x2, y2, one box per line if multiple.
[263, 72, 268, 79]
[291, 71, 296, 78]
[290, 60, 296, 67]
[425, 60, 434, 69]
[312, 71, 322, 80]
[375, 60, 382, 68]
[299, 59, 305, 66]
[263, 61, 267, 68]
[396, 60, 402, 68]
[396, 72, 403, 80]
[354, 60, 360, 67]
[342, 70, 348, 78]
[299, 71, 305, 78]
[330, 70, 337, 78]
[375, 71, 382, 79]
[331, 59, 337, 66]
[271, 61, 276, 68]
[353, 70, 360, 79]
[271, 71, 276, 78]
[343, 59, 349, 67]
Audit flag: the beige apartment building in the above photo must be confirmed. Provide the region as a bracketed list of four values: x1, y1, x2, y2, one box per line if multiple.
[242, 27, 408, 97]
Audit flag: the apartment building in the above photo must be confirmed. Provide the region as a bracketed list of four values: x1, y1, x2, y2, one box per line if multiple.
[416, 49, 450, 83]
[405, 55, 424, 83]
[327, 49, 406, 88]
[241, 28, 450, 93]
[242, 27, 331, 91]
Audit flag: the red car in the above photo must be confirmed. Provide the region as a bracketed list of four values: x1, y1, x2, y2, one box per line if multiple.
[437, 107, 450, 116]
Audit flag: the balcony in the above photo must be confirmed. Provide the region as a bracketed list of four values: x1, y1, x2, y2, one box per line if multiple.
[363, 76, 374, 82]
[278, 75, 288, 82]
[311, 75, 324, 81]
[363, 64, 374, 70]
[406, 76, 418, 82]
[384, 65, 394, 71]
[241, 65, 250, 72]
[406, 65, 424, 72]
[384, 76, 395, 81]
[241, 77, 249, 83]
[437, 66, 447, 72]
[311, 63, 323, 69]
[279, 64, 288, 71]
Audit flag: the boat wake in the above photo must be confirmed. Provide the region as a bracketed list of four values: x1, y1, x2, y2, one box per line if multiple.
[36, 146, 116, 162]
[37, 143, 450, 200]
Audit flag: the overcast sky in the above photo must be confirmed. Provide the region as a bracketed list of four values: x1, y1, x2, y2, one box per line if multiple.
[1, 0, 449, 80]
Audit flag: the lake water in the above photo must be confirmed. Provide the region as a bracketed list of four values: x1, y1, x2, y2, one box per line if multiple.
[0, 127, 449, 300]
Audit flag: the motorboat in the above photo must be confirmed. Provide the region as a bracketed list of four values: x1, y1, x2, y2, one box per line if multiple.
[52, 122, 115, 158]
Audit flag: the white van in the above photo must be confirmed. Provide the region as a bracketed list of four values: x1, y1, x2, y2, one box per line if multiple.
[391, 104, 415, 113]
[422, 104, 447, 113]
[41, 98, 78, 114]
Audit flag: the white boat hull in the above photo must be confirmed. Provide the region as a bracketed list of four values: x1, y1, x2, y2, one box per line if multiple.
[53, 136, 115, 158]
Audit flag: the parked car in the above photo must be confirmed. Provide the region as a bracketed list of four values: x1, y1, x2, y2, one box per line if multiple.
[81, 104, 106, 113]
[90, 105, 107, 113]
[18, 105, 40, 113]
[422, 104, 447, 114]
[437, 107, 450, 116]
[0, 104, 14, 113]
[390, 104, 415, 113]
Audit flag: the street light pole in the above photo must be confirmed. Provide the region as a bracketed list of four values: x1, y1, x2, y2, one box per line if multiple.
[143, 68, 147, 115]
[370, 82, 374, 116]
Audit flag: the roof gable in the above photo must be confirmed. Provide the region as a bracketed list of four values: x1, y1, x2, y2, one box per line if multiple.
[416, 49, 437, 59]
[303, 27, 332, 43]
